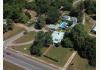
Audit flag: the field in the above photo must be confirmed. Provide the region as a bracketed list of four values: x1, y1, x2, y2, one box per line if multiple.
[14, 31, 36, 43]
[4, 61, 25, 70]
[67, 54, 96, 70]
[40, 47, 74, 66]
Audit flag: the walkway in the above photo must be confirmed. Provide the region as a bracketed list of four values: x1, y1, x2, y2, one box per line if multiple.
[11, 40, 34, 46]
[62, 51, 77, 70]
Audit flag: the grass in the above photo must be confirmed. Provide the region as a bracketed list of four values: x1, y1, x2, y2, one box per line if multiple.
[39, 47, 73, 66]
[4, 25, 24, 40]
[4, 60, 25, 70]
[12, 44, 32, 55]
[12, 44, 48, 55]
[11, 43, 73, 67]
[14, 31, 36, 43]
[67, 53, 96, 70]
[84, 17, 94, 33]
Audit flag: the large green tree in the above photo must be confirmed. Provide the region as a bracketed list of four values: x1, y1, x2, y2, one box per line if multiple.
[70, 23, 96, 66]
[46, 6, 60, 24]
[30, 41, 42, 56]
[61, 37, 73, 48]
[84, 0, 96, 14]
[30, 31, 52, 56]
[71, 23, 87, 50]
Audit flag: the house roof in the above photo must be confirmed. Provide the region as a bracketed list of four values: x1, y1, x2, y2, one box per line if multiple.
[52, 31, 64, 43]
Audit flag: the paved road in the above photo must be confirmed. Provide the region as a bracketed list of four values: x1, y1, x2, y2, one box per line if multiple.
[3, 26, 58, 70]
[4, 49, 57, 70]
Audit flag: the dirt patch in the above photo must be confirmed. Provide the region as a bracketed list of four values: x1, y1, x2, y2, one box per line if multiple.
[14, 23, 29, 31]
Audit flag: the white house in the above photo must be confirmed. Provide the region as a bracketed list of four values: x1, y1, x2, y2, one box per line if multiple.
[52, 31, 64, 43]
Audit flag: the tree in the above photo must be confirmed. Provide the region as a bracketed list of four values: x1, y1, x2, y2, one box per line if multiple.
[84, 0, 96, 14]
[85, 36, 96, 66]
[30, 31, 52, 56]
[70, 23, 96, 66]
[19, 13, 29, 24]
[61, 37, 73, 48]
[70, 23, 87, 50]
[44, 32, 52, 46]
[34, 15, 45, 29]
[35, 0, 49, 14]
[4, 0, 27, 22]
[25, 2, 36, 10]
[46, 6, 60, 24]
[60, 0, 73, 11]
[30, 41, 42, 56]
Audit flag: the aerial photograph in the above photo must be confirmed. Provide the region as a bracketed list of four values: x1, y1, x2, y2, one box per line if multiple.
[3, 0, 96, 70]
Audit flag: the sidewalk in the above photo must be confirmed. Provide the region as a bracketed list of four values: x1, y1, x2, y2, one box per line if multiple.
[62, 51, 77, 70]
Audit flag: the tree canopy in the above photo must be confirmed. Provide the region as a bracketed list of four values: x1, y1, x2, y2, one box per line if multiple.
[69, 23, 96, 66]
[30, 31, 52, 56]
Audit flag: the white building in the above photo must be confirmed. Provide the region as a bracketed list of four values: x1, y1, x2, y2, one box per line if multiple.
[52, 31, 64, 43]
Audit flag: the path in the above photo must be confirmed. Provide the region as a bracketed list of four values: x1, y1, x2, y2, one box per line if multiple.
[42, 45, 53, 55]
[62, 51, 77, 70]
[82, 13, 85, 24]
[89, 33, 96, 37]
[11, 40, 34, 46]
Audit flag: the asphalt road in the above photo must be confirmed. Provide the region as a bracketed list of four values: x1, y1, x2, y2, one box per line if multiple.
[4, 48, 57, 70]
[4, 27, 58, 70]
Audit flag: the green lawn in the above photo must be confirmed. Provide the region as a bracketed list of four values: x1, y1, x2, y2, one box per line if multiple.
[12, 44, 48, 55]
[4, 25, 24, 40]
[67, 54, 96, 70]
[40, 47, 73, 66]
[12, 44, 73, 67]
[84, 18, 94, 33]
[14, 31, 36, 43]
[12, 44, 32, 55]
[4, 60, 25, 70]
